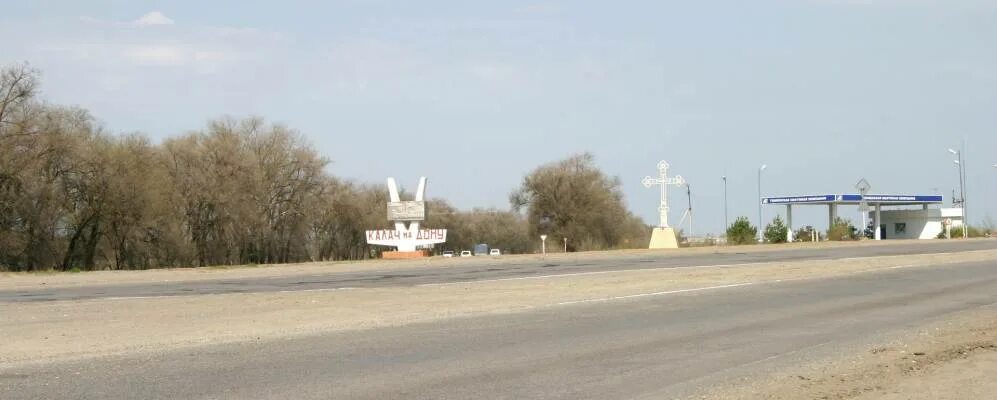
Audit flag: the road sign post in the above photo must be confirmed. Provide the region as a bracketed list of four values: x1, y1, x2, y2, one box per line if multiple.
[855, 178, 872, 239]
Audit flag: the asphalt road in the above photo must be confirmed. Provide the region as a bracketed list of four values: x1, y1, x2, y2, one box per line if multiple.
[2, 240, 996, 302]
[3, 257, 996, 399]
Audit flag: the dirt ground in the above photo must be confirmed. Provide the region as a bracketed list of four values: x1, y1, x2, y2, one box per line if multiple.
[704, 306, 997, 400]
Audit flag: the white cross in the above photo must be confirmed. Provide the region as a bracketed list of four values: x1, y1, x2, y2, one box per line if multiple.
[642, 160, 686, 228]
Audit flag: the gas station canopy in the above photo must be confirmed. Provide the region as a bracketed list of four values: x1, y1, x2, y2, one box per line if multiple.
[761, 194, 943, 206]
[760, 194, 945, 241]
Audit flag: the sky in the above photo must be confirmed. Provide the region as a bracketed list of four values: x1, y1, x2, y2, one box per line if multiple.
[2, 0, 996, 235]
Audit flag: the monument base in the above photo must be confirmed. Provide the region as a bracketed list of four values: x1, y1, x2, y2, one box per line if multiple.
[382, 250, 429, 259]
[648, 227, 680, 249]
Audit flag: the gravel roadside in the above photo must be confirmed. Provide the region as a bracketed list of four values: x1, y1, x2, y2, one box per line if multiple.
[701, 306, 997, 400]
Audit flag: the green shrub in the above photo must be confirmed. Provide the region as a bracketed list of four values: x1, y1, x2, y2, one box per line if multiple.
[764, 215, 789, 244]
[726, 217, 758, 245]
[950, 225, 987, 238]
[794, 226, 818, 242]
[827, 217, 858, 241]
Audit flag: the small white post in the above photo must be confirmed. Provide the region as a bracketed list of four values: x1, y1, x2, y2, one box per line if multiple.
[786, 204, 794, 242]
[563, 237, 567, 253]
[540, 234, 548, 257]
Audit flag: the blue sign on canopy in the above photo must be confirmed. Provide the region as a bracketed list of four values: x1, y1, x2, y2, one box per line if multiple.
[761, 194, 943, 205]
[761, 195, 835, 204]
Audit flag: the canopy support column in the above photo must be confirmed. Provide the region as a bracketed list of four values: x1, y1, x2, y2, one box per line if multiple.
[874, 203, 882, 240]
[828, 204, 838, 228]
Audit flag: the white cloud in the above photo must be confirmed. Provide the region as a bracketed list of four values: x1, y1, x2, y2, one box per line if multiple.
[134, 11, 175, 26]
[30, 13, 287, 88]
[126, 45, 186, 66]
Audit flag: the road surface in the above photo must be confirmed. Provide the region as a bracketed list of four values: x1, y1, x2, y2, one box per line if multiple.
[2, 255, 996, 399]
[2, 240, 995, 302]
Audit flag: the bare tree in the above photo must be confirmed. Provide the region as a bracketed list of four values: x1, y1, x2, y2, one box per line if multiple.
[0, 62, 38, 129]
[511, 153, 648, 251]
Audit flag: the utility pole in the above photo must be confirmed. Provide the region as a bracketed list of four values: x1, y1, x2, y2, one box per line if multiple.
[722, 175, 728, 232]
[949, 147, 967, 238]
[686, 183, 693, 237]
[758, 164, 767, 242]
[959, 140, 967, 238]
[677, 183, 694, 238]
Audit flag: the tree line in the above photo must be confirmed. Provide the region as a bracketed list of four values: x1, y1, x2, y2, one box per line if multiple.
[1, 63, 651, 271]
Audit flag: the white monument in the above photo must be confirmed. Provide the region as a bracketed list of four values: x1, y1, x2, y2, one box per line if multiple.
[365, 177, 447, 256]
[642, 160, 686, 249]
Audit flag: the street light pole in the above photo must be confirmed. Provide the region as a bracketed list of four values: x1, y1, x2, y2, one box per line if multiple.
[959, 150, 969, 239]
[722, 175, 728, 232]
[949, 148, 967, 239]
[758, 164, 767, 242]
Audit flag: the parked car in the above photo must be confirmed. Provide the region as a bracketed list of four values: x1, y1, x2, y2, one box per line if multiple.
[442, 250, 454, 258]
[459, 250, 472, 257]
[489, 249, 501, 256]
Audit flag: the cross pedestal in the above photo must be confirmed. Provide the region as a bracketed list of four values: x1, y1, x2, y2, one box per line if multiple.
[648, 227, 680, 249]
[642, 160, 686, 249]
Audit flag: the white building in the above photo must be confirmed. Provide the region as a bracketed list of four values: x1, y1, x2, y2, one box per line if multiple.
[871, 207, 964, 239]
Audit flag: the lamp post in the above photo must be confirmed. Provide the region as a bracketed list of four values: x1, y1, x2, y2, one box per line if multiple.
[948, 148, 967, 238]
[758, 164, 767, 242]
[722, 175, 728, 233]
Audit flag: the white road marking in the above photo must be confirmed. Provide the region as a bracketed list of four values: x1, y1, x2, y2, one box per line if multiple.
[679, 340, 836, 388]
[833, 251, 958, 263]
[739, 341, 834, 368]
[417, 252, 960, 288]
[550, 263, 939, 307]
[417, 263, 754, 287]
[555, 282, 757, 306]
[276, 287, 357, 293]
[105, 295, 166, 301]
[101, 287, 359, 301]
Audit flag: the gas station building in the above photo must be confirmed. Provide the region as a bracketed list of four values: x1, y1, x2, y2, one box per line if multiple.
[761, 194, 964, 241]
